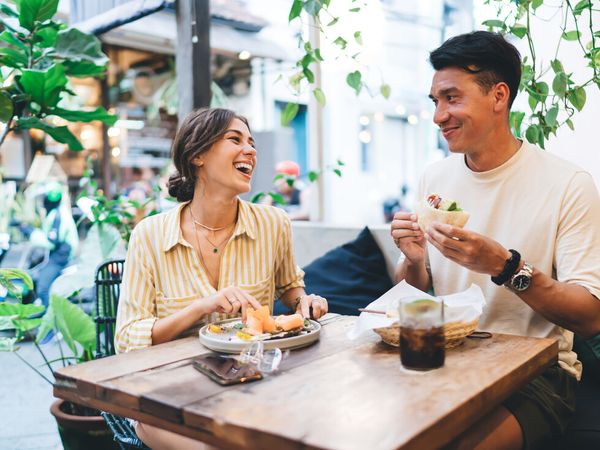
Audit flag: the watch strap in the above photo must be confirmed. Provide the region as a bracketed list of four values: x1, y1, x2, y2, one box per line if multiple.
[491, 249, 521, 286]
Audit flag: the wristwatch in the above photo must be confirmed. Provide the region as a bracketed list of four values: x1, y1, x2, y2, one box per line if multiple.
[505, 262, 534, 292]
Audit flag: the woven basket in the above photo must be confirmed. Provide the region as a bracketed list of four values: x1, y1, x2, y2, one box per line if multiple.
[374, 319, 479, 349]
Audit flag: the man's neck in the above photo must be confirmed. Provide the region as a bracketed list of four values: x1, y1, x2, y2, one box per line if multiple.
[465, 131, 522, 172]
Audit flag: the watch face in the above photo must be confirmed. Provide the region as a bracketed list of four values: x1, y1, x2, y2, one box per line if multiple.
[513, 274, 531, 291]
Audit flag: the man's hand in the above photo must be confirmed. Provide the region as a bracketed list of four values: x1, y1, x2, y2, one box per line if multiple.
[425, 222, 511, 276]
[390, 212, 426, 265]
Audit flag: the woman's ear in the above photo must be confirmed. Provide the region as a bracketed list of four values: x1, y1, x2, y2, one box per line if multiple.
[192, 158, 204, 167]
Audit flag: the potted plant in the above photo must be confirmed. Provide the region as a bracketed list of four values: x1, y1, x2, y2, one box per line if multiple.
[0, 268, 119, 449]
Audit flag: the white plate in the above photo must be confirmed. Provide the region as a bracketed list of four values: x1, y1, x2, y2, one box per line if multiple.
[199, 318, 321, 354]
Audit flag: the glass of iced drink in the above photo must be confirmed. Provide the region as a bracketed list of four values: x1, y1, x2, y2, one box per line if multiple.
[398, 296, 445, 371]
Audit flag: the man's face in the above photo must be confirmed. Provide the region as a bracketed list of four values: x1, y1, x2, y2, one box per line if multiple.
[429, 67, 498, 154]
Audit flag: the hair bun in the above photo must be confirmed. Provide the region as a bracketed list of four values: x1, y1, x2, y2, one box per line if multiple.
[168, 172, 194, 202]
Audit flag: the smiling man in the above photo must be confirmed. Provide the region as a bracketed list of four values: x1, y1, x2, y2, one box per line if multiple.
[390, 31, 600, 450]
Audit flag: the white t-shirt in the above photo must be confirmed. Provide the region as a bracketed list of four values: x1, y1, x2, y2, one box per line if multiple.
[419, 141, 600, 379]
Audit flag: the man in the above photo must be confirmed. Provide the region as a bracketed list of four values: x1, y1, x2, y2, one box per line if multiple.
[264, 160, 311, 221]
[391, 31, 600, 450]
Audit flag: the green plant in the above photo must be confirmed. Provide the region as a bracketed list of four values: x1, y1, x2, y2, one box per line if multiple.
[473, 0, 597, 148]
[282, 0, 390, 125]
[0, 0, 117, 150]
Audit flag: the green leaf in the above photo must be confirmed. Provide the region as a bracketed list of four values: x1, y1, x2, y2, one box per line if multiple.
[353, 31, 363, 45]
[303, 0, 322, 16]
[313, 88, 326, 106]
[0, 46, 28, 67]
[48, 107, 118, 126]
[314, 48, 324, 61]
[537, 81, 549, 96]
[380, 83, 391, 99]
[288, 0, 302, 21]
[54, 28, 108, 65]
[281, 102, 299, 126]
[550, 59, 564, 74]
[308, 171, 319, 182]
[532, 0, 544, 9]
[573, 0, 590, 16]
[481, 19, 505, 29]
[552, 72, 568, 98]
[37, 295, 96, 358]
[0, 3, 19, 18]
[567, 86, 586, 111]
[346, 70, 362, 95]
[251, 192, 266, 203]
[510, 24, 527, 39]
[285, 177, 295, 187]
[333, 168, 342, 177]
[0, 93, 14, 123]
[0, 30, 27, 51]
[303, 66, 314, 83]
[334, 36, 347, 49]
[327, 17, 338, 27]
[19, 63, 68, 108]
[336, 159, 345, 166]
[0, 269, 33, 290]
[566, 118, 574, 130]
[17, 117, 83, 151]
[16, 0, 59, 31]
[268, 192, 286, 205]
[34, 25, 58, 47]
[509, 111, 525, 138]
[349, 7, 360, 12]
[525, 125, 539, 144]
[0, 302, 44, 319]
[63, 60, 106, 78]
[545, 106, 559, 127]
[562, 30, 580, 41]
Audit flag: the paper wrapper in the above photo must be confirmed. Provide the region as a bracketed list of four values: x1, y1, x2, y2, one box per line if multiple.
[347, 281, 486, 346]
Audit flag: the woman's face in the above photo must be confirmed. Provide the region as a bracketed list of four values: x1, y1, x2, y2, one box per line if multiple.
[194, 118, 257, 196]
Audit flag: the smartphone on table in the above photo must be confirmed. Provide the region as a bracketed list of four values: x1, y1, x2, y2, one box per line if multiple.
[193, 354, 263, 386]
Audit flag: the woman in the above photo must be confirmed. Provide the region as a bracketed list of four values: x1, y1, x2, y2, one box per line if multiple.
[115, 108, 327, 449]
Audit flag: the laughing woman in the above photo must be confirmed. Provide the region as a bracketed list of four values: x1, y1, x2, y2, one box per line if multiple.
[115, 108, 327, 449]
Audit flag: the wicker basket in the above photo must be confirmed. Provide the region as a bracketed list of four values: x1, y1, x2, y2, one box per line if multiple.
[374, 319, 479, 349]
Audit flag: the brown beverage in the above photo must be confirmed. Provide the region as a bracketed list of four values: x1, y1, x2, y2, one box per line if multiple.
[400, 326, 445, 370]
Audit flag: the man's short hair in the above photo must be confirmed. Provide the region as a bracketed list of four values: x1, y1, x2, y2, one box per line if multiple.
[429, 31, 522, 108]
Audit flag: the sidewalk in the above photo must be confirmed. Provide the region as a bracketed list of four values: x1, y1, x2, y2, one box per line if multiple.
[0, 339, 63, 450]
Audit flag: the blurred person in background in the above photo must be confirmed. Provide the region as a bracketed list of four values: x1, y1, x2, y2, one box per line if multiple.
[263, 160, 311, 221]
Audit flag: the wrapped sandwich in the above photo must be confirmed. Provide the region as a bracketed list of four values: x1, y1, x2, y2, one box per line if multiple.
[416, 193, 470, 231]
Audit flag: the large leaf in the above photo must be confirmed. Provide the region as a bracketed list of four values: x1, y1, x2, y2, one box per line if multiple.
[49, 107, 117, 126]
[19, 63, 67, 108]
[16, 0, 59, 31]
[0, 92, 14, 123]
[0, 303, 44, 319]
[55, 28, 108, 65]
[0, 30, 28, 51]
[17, 117, 83, 150]
[63, 60, 106, 78]
[37, 295, 95, 359]
[0, 46, 28, 67]
[34, 25, 58, 47]
[0, 269, 34, 290]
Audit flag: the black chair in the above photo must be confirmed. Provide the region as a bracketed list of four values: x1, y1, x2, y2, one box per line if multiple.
[94, 259, 149, 450]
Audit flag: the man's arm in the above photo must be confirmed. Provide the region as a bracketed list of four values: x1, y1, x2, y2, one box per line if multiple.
[426, 222, 600, 338]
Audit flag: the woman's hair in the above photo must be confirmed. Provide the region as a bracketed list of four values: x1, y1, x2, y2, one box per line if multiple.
[167, 108, 250, 202]
[429, 31, 522, 109]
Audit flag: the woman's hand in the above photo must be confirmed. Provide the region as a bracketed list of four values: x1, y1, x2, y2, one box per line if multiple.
[204, 286, 262, 321]
[295, 294, 328, 320]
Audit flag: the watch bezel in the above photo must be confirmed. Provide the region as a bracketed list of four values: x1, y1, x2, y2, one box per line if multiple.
[506, 262, 533, 292]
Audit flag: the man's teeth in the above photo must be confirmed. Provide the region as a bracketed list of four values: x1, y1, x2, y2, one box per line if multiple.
[234, 163, 253, 174]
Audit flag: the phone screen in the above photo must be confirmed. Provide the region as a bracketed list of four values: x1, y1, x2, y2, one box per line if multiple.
[193, 354, 263, 386]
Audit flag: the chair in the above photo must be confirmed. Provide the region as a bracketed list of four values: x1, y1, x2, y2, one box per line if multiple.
[94, 259, 149, 450]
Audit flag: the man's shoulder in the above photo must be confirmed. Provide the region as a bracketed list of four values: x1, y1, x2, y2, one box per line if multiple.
[526, 143, 585, 174]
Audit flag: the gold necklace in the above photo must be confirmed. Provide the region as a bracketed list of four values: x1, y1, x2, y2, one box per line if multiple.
[191, 209, 219, 286]
[189, 206, 234, 253]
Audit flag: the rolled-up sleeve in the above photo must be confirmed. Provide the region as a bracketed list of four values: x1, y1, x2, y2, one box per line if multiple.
[274, 214, 305, 298]
[115, 226, 158, 353]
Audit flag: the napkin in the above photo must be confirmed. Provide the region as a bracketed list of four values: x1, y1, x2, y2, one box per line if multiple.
[347, 280, 486, 340]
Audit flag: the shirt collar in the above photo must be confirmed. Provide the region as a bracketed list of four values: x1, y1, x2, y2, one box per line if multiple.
[162, 199, 256, 252]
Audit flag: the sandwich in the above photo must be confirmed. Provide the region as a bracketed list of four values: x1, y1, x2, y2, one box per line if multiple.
[416, 193, 470, 231]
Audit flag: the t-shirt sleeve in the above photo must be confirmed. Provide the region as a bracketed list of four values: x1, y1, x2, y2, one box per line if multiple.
[555, 171, 600, 300]
[274, 213, 305, 298]
[115, 225, 158, 353]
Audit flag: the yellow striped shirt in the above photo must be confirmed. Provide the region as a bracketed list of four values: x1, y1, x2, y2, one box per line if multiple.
[115, 199, 305, 353]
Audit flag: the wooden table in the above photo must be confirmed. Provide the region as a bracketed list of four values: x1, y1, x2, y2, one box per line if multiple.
[54, 316, 558, 450]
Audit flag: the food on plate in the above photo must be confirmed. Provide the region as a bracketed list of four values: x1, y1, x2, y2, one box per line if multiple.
[416, 193, 470, 231]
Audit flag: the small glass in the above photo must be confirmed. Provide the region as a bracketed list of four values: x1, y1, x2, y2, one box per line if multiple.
[398, 295, 445, 371]
[239, 341, 285, 373]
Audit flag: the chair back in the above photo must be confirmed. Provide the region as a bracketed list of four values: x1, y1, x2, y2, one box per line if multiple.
[95, 259, 125, 358]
